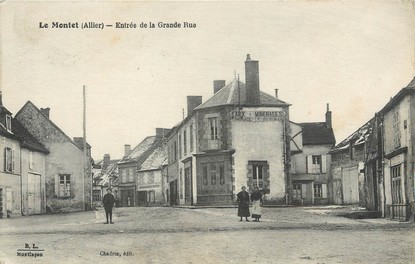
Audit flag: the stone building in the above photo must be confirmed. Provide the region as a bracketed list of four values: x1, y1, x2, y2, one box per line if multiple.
[328, 120, 372, 205]
[0, 96, 48, 217]
[15, 101, 92, 213]
[290, 105, 336, 205]
[118, 128, 169, 207]
[379, 78, 415, 221]
[166, 54, 292, 206]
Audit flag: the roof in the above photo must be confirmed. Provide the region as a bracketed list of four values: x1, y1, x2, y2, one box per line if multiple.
[15, 101, 87, 152]
[97, 162, 119, 186]
[300, 122, 336, 145]
[139, 143, 167, 171]
[195, 79, 289, 110]
[118, 136, 158, 164]
[379, 77, 415, 114]
[12, 119, 49, 153]
[330, 119, 373, 153]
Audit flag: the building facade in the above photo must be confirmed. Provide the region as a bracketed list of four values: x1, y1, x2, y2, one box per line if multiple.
[167, 55, 292, 206]
[15, 101, 92, 213]
[118, 128, 169, 207]
[290, 105, 335, 205]
[0, 97, 48, 218]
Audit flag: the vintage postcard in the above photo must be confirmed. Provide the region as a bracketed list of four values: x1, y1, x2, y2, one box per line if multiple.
[0, 1, 414, 263]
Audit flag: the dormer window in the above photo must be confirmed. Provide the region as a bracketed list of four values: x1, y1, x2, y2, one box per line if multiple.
[6, 115, 11, 132]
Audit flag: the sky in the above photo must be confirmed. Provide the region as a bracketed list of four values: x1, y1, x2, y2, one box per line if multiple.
[1, 1, 414, 161]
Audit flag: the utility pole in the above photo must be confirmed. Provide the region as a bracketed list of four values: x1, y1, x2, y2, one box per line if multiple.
[82, 85, 88, 210]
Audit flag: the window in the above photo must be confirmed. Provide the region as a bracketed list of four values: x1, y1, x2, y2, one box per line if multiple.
[128, 168, 134, 182]
[92, 190, 101, 202]
[393, 110, 401, 149]
[293, 183, 302, 198]
[208, 117, 218, 140]
[59, 174, 71, 197]
[178, 135, 182, 159]
[312, 156, 321, 173]
[4, 147, 15, 172]
[190, 124, 194, 152]
[174, 141, 177, 161]
[179, 169, 183, 199]
[29, 151, 34, 170]
[203, 165, 208, 185]
[391, 165, 403, 204]
[148, 191, 155, 203]
[210, 164, 216, 185]
[148, 171, 155, 184]
[121, 169, 126, 183]
[314, 184, 322, 198]
[307, 155, 324, 174]
[219, 164, 225, 185]
[5, 115, 11, 132]
[253, 164, 263, 188]
[183, 130, 187, 156]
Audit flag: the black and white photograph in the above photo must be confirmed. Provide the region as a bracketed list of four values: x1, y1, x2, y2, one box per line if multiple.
[0, 0, 414, 263]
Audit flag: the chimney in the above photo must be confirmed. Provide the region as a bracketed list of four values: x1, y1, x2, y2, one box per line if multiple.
[275, 88, 279, 99]
[213, 80, 226, 94]
[73, 137, 86, 150]
[103, 154, 110, 170]
[245, 54, 261, 105]
[40, 107, 50, 118]
[187, 96, 202, 116]
[326, 103, 332, 128]
[0, 90, 2, 105]
[124, 144, 131, 155]
[156, 128, 171, 138]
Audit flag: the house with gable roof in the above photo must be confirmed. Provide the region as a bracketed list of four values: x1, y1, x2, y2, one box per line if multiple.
[290, 104, 336, 205]
[1, 94, 49, 217]
[15, 101, 92, 213]
[118, 128, 169, 207]
[166, 54, 293, 206]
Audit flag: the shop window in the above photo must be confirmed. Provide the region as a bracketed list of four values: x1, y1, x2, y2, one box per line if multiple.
[293, 183, 302, 198]
[210, 164, 216, 185]
[391, 165, 403, 204]
[92, 190, 101, 202]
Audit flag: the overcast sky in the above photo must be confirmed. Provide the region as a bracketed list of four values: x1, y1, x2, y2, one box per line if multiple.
[1, 1, 414, 161]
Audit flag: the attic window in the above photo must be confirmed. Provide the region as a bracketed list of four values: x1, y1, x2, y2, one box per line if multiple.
[5, 115, 11, 132]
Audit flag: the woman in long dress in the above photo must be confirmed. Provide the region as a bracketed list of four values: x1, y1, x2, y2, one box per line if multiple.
[251, 187, 262, 222]
[237, 186, 250, 221]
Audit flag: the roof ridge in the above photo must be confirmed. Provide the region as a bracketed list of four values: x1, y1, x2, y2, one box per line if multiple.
[15, 101, 83, 151]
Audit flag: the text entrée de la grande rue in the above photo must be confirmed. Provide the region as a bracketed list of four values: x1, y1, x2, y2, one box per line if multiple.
[39, 21, 197, 29]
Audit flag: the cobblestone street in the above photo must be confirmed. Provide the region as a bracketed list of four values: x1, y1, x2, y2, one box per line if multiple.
[0, 206, 414, 264]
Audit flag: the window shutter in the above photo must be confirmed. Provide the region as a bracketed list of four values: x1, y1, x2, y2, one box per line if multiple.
[321, 155, 327, 173]
[54, 175, 59, 196]
[301, 184, 307, 199]
[322, 184, 327, 198]
[4, 148, 7, 171]
[306, 156, 312, 173]
[12, 149, 15, 172]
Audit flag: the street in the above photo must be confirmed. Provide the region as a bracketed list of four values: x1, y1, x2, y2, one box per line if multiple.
[0, 206, 413, 264]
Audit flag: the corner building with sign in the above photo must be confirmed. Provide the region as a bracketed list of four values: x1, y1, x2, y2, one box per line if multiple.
[166, 55, 292, 206]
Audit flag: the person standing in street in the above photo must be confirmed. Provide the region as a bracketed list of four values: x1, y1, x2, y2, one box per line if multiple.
[237, 186, 250, 222]
[102, 188, 115, 224]
[251, 186, 263, 222]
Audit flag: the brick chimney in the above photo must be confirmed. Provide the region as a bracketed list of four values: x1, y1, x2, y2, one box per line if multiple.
[326, 103, 332, 128]
[103, 154, 110, 170]
[187, 96, 202, 116]
[156, 128, 171, 138]
[124, 144, 131, 155]
[213, 80, 226, 94]
[40, 107, 50, 118]
[245, 54, 261, 105]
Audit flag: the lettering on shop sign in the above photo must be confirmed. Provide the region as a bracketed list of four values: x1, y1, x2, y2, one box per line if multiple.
[230, 110, 285, 122]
